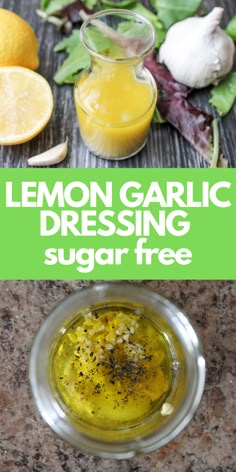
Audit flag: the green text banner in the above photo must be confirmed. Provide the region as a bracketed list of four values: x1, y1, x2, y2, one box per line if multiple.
[0, 168, 235, 279]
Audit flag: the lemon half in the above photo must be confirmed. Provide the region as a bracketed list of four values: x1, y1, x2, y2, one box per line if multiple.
[0, 67, 53, 145]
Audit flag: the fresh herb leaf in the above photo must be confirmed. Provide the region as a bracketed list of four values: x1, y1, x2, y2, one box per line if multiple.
[209, 73, 236, 116]
[150, 0, 202, 29]
[54, 42, 90, 84]
[54, 30, 81, 52]
[42, 0, 75, 15]
[226, 15, 236, 41]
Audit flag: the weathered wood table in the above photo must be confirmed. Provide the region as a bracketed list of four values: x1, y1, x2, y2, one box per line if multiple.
[0, 0, 235, 168]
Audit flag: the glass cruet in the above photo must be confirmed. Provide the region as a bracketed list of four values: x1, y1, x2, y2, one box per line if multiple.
[74, 9, 157, 160]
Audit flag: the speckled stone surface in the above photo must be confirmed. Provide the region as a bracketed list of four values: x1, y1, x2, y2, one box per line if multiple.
[0, 280, 236, 472]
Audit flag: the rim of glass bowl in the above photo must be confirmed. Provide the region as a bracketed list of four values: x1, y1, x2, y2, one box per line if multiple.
[80, 9, 157, 63]
[29, 282, 206, 459]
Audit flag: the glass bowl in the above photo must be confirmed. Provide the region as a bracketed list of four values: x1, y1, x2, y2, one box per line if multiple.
[29, 282, 205, 459]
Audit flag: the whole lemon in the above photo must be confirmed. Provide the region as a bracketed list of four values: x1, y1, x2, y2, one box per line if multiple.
[0, 8, 39, 70]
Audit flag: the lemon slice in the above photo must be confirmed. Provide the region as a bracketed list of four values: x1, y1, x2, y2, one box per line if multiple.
[0, 67, 53, 145]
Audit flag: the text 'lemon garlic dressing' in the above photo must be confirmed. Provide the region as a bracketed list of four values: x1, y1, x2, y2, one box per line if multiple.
[52, 306, 172, 428]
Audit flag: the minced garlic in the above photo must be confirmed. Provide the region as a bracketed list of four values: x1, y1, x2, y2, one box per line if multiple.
[52, 306, 172, 428]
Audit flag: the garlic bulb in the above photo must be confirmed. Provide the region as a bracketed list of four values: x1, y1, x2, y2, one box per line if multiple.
[159, 7, 235, 89]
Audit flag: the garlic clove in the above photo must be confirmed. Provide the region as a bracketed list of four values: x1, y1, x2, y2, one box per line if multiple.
[28, 138, 68, 166]
[161, 403, 174, 416]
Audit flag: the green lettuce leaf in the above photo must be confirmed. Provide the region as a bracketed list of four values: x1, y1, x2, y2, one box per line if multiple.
[40, 0, 51, 9]
[41, 0, 75, 15]
[54, 28, 117, 84]
[101, 0, 137, 7]
[209, 73, 236, 116]
[226, 16, 236, 41]
[82, 27, 116, 52]
[150, 0, 202, 29]
[54, 42, 90, 84]
[153, 108, 167, 124]
[64, 72, 82, 83]
[129, 3, 166, 47]
[101, 2, 166, 47]
[83, 0, 98, 8]
[54, 30, 81, 53]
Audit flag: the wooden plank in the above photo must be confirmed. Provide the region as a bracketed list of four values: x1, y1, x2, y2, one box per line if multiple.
[0, 0, 235, 168]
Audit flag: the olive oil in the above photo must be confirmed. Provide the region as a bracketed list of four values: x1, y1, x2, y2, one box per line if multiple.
[52, 306, 173, 429]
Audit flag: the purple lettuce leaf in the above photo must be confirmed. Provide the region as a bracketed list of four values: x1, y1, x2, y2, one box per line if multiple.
[144, 53, 226, 166]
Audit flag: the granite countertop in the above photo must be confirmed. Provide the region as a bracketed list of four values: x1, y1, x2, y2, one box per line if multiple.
[0, 280, 236, 472]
